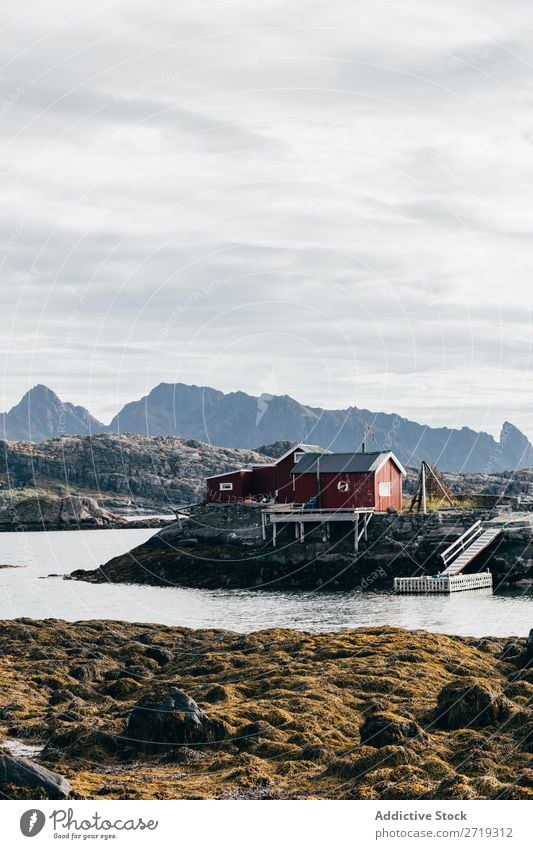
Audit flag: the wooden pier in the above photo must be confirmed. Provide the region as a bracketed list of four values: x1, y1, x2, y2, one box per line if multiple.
[394, 572, 493, 594]
[262, 506, 374, 552]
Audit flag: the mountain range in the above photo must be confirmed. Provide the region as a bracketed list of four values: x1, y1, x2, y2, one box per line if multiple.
[1, 382, 532, 473]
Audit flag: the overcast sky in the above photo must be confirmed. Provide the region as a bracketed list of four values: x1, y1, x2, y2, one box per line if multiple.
[1, 0, 532, 436]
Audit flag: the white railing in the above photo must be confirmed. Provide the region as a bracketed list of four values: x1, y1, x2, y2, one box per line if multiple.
[394, 572, 492, 594]
[440, 520, 483, 568]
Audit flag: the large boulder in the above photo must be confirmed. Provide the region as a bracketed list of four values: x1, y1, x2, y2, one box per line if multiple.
[435, 678, 513, 729]
[124, 685, 226, 751]
[360, 712, 421, 748]
[0, 747, 73, 799]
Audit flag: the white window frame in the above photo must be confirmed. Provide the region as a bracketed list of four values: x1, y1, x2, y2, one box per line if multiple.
[219, 482, 234, 492]
[378, 481, 392, 497]
[293, 451, 305, 463]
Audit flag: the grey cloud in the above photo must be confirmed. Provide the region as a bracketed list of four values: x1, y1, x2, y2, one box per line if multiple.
[1, 0, 533, 437]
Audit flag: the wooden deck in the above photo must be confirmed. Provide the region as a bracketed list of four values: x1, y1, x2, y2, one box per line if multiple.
[261, 506, 375, 551]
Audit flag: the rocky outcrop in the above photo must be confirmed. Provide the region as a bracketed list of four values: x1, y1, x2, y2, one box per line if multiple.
[0, 435, 271, 513]
[0, 746, 73, 799]
[71, 503, 533, 590]
[0, 493, 126, 530]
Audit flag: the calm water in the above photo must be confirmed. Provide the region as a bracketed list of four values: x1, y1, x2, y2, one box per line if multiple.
[0, 529, 532, 636]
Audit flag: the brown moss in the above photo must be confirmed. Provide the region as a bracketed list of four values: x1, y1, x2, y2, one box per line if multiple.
[0, 620, 531, 800]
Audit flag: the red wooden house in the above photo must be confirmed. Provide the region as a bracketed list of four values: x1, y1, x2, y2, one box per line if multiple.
[205, 443, 324, 503]
[291, 451, 405, 512]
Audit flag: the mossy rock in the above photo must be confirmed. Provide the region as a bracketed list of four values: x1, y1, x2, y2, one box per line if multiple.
[434, 678, 513, 729]
[124, 684, 227, 752]
[49, 690, 76, 706]
[360, 711, 422, 748]
[43, 725, 119, 760]
[104, 678, 141, 700]
[326, 745, 412, 778]
[203, 684, 231, 703]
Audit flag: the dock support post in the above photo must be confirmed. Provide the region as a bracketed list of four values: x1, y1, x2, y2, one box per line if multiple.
[354, 513, 359, 553]
[295, 523, 299, 540]
[273, 523, 277, 548]
[300, 522, 305, 543]
[261, 512, 266, 541]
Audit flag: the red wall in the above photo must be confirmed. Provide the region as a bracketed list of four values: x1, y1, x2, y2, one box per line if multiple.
[206, 470, 254, 503]
[252, 466, 278, 500]
[252, 451, 302, 502]
[293, 460, 403, 510]
[272, 452, 300, 502]
[374, 461, 403, 511]
[319, 472, 375, 509]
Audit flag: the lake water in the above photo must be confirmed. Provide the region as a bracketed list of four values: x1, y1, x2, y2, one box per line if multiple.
[0, 528, 532, 637]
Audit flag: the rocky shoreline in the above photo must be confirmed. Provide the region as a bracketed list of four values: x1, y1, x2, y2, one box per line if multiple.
[0, 619, 532, 800]
[71, 504, 533, 591]
[0, 492, 175, 532]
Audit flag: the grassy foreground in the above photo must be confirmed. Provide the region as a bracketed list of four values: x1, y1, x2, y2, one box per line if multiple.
[0, 620, 532, 800]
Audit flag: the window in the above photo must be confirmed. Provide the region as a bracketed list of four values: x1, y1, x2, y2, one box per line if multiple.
[337, 480, 349, 492]
[379, 481, 391, 497]
[219, 482, 233, 491]
[293, 451, 305, 463]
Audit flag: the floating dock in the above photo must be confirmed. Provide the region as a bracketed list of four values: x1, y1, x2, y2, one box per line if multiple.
[394, 518, 501, 593]
[394, 572, 493, 594]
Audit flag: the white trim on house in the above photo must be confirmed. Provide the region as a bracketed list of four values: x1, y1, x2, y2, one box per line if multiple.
[219, 482, 234, 491]
[206, 469, 252, 481]
[369, 452, 407, 477]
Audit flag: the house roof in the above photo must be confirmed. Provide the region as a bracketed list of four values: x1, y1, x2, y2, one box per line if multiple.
[206, 468, 253, 481]
[272, 442, 329, 464]
[206, 443, 329, 481]
[291, 451, 407, 476]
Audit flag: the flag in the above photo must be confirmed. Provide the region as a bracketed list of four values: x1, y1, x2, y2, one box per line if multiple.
[365, 421, 377, 443]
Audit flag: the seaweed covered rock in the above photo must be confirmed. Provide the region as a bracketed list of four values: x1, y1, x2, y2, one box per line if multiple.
[435, 678, 513, 729]
[145, 646, 173, 667]
[0, 746, 73, 799]
[124, 685, 226, 751]
[104, 677, 141, 700]
[360, 712, 422, 748]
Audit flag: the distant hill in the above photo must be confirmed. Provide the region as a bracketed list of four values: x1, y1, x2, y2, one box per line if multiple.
[108, 382, 533, 473]
[0, 385, 105, 441]
[0, 434, 271, 511]
[2, 382, 533, 473]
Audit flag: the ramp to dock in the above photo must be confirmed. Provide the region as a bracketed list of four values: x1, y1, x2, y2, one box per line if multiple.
[440, 521, 501, 576]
